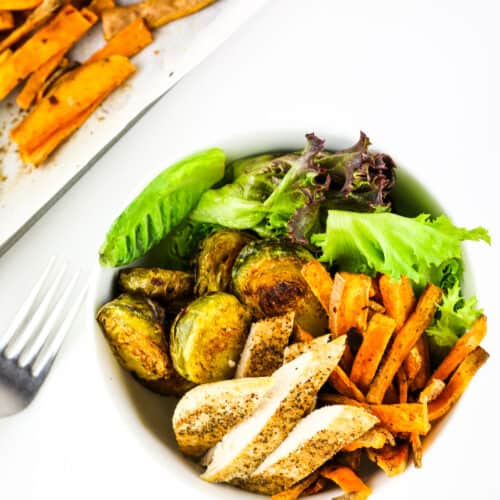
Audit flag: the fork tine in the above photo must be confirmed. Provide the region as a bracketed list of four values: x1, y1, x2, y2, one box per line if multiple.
[17, 270, 81, 368]
[31, 279, 89, 378]
[0, 256, 56, 352]
[4, 261, 67, 360]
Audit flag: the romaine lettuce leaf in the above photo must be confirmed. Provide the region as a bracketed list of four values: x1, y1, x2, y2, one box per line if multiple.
[312, 210, 490, 287]
[99, 148, 226, 267]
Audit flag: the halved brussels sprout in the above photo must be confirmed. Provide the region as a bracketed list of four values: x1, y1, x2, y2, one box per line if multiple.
[118, 267, 193, 303]
[195, 229, 254, 295]
[232, 240, 328, 335]
[170, 292, 252, 384]
[96, 293, 192, 395]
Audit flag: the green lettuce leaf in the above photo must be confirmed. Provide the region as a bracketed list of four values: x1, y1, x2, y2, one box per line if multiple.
[312, 210, 490, 287]
[426, 281, 483, 349]
[99, 148, 226, 267]
[152, 220, 217, 271]
[189, 133, 396, 244]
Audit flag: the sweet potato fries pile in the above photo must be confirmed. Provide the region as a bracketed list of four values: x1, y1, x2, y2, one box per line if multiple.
[0, 0, 216, 165]
[273, 261, 488, 499]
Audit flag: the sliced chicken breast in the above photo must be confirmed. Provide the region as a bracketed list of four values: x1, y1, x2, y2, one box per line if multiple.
[173, 377, 274, 456]
[201, 335, 346, 483]
[283, 333, 332, 364]
[247, 405, 378, 494]
[235, 312, 295, 378]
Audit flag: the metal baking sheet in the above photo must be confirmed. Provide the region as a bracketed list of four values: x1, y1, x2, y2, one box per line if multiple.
[0, 0, 268, 255]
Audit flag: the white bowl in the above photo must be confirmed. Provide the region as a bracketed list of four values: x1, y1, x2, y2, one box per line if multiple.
[89, 130, 468, 499]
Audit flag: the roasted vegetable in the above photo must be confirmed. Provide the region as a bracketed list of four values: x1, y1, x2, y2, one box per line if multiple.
[0, 5, 97, 101]
[118, 267, 193, 303]
[87, 17, 152, 63]
[0, 0, 63, 55]
[0, 10, 13, 31]
[102, 0, 216, 40]
[170, 292, 251, 384]
[11, 54, 134, 165]
[366, 284, 443, 404]
[96, 293, 192, 394]
[16, 50, 67, 110]
[195, 229, 254, 295]
[232, 240, 327, 335]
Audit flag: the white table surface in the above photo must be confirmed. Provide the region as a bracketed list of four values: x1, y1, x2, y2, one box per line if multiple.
[1, 0, 499, 498]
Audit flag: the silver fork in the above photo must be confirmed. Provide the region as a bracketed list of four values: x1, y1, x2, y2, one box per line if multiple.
[0, 257, 89, 417]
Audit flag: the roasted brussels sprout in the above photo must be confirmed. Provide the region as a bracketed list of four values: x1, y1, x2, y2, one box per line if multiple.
[118, 267, 193, 303]
[170, 292, 252, 384]
[232, 240, 328, 335]
[96, 293, 192, 395]
[195, 229, 254, 295]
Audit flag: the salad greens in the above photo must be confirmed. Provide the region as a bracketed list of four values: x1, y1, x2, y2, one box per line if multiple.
[190, 133, 395, 244]
[99, 148, 226, 267]
[426, 281, 483, 350]
[312, 210, 490, 288]
[99, 132, 490, 354]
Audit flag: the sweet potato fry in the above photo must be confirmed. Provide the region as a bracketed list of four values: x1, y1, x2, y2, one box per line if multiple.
[431, 315, 487, 383]
[379, 274, 416, 331]
[270, 472, 320, 500]
[0, 0, 41, 9]
[0, 0, 62, 54]
[319, 393, 363, 407]
[329, 273, 346, 334]
[102, 0, 216, 40]
[396, 368, 408, 403]
[408, 336, 430, 391]
[0, 48, 12, 64]
[87, 17, 153, 63]
[366, 443, 409, 477]
[368, 300, 385, 314]
[0, 5, 97, 101]
[402, 342, 422, 383]
[320, 465, 371, 499]
[383, 383, 399, 404]
[329, 272, 372, 336]
[11, 55, 135, 165]
[409, 432, 423, 468]
[333, 451, 362, 473]
[88, 0, 115, 16]
[291, 323, 314, 343]
[366, 284, 443, 404]
[16, 50, 66, 110]
[418, 378, 445, 403]
[340, 343, 354, 373]
[350, 313, 396, 392]
[301, 260, 333, 312]
[0, 10, 13, 30]
[342, 426, 395, 452]
[368, 403, 430, 435]
[302, 477, 328, 496]
[319, 394, 430, 435]
[428, 346, 489, 421]
[329, 366, 366, 402]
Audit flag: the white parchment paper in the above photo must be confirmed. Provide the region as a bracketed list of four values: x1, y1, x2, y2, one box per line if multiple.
[0, 0, 268, 252]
